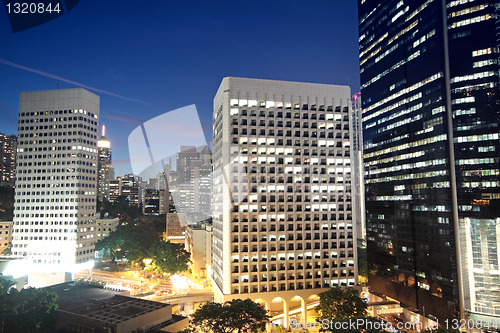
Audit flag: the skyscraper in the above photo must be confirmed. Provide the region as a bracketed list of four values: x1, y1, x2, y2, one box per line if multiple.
[0, 133, 17, 186]
[358, 0, 500, 322]
[12, 88, 100, 285]
[212, 77, 356, 327]
[168, 145, 212, 224]
[97, 125, 114, 201]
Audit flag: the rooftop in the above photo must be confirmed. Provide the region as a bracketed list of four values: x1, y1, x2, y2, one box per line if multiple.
[44, 282, 170, 323]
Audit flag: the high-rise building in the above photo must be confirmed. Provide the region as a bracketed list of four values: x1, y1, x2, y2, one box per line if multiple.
[176, 146, 202, 184]
[144, 189, 160, 215]
[165, 212, 187, 244]
[0, 133, 17, 186]
[121, 174, 143, 209]
[212, 77, 356, 327]
[358, 0, 500, 322]
[109, 178, 122, 202]
[97, 125, 113, 201]
[12, 88, 99, 284]
[351, 93, 365, 241]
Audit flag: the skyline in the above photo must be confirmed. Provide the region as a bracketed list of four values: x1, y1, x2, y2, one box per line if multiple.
[0, 1, 361, 177]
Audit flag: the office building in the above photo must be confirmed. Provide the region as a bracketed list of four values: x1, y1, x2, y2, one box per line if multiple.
[0, 133, 17, 186]
[212, 77, 356, 327]
[144, 189, 160, 215]
[0, 221, 13, 254]
[165, 213, 187, 244]
[185, 219, 213, 282]
[358, 0, 500, 322]
[109, 178, 122, 202]
[95, 216, 119, 243]
[351, 93, 365, 241]
[97, 125, 114, 202]
[169, 146, 212, 219]
[11, 88, 99, 284]
[159, 189, 168, 214]
[121, 174, 143, 209]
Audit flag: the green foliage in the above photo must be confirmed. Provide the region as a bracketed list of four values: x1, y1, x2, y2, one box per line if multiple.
[357, 238, 368, 285]
[0, 186, 14, 221]
[316, 287, 384, 333]
[95, 212, 166, 263]
[191, 299, 270, 333]
[270, 325, 288, 333]
[97, 196, 142, 220]
[0, 279, 58, 333]
[316, 287, 367, 321]
[146, 241, 191, 276]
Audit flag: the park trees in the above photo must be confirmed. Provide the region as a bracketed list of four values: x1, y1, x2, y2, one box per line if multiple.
[0, 279, 58, 333]
[190, 299, 269, 333]
[95, 213, 165, 263]
[316, 286, 384, 333]
[146, 241, 191, 276]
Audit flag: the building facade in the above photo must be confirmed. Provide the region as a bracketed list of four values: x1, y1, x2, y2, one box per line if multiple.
[169, 146, 212, 221]
[185, 219, 213, 282]
[0, 133, 17, 186]
[0, 221, 13, 254]
[165, 213, 187, 244]
[358, 0, 500, 322]
[11, 88, 99, 279]
[120, 174, 143, 209]
[97, 126, 113, 202]
[144, 189, 160, 215]
[94, 217, 119, 243]
[212, 77, 357, 327]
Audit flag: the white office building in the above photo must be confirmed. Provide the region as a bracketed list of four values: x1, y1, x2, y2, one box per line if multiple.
[212, 77, 357, 327]
[12, 88, 100, 285]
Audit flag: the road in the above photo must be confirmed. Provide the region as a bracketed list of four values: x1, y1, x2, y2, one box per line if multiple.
[75, 268, 211, 299]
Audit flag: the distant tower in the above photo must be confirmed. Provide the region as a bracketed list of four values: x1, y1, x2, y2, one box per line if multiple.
[97, 125, 114, 201]
[0, 133, 17, 186]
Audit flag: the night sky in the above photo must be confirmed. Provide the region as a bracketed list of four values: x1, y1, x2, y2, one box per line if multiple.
[0, 1, 360, 176]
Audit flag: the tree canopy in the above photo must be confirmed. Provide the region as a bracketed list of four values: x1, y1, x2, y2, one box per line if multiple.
[190, 299, 269, 333]
[316, 286, 367, 320]
[146, 241, 191, 276]
[0, 279, 58, 333]
[316, 286, 384, 333]
[94, 212, 166, 263]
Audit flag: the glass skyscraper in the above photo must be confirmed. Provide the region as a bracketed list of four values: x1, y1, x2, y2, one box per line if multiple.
[358, 0, 500, 322]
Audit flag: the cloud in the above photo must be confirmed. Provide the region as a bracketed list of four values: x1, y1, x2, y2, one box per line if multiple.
[101, 112, 143, 126]
[110, 159, 131, 165]
[0, 57, 157, 108]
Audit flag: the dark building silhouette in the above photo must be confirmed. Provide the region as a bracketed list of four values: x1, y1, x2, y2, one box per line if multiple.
[359, 0, 500, 322]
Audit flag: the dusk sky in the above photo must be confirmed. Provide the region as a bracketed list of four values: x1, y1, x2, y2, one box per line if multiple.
[0, 1, 360, 176]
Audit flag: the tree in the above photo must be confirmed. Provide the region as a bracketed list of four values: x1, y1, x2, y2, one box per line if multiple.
[0, 279, 58, 333]
[95, 214, 164, 263]
[357, 238, 368, 285]
[191, 299, 269, 333]
[146, 241, 191, 276]
[316, 287, 367, 320]
[316, 287, 384, 333]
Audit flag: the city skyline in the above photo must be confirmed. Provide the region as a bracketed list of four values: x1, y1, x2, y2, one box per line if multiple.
[0, 1, 360, 176]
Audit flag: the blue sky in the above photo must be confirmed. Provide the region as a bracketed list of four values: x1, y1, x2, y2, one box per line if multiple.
[0, 1, 360, 176]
